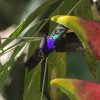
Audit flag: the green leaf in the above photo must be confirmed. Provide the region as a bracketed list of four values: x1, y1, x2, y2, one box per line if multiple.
[48, 52, 66, 100]
[73, 0, 93, 19]
[0, 43, 27, 90]
[23, 65, 47, 100]
[2, 0, 56, 48]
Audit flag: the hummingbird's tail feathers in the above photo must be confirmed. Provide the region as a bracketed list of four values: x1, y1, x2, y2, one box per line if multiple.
[25, 48, 44, 71]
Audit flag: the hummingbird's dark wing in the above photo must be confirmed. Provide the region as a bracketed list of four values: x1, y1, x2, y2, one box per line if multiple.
[25, 36, 47, 71]
[55, 32, 84, 52]
[25, 48, 44, 71]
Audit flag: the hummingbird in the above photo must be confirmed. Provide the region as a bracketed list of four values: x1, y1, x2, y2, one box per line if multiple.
[25, 25, 84, 71]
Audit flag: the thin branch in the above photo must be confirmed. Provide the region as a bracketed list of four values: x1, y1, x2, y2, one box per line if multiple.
[41, 58, 48, 100]
[1, 37, 42, 40]
[0, 38, 40, 56]
[67, 0, 84, 15]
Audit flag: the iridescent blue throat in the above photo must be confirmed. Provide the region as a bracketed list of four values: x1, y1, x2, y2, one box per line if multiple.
[46, 25, 67, 51]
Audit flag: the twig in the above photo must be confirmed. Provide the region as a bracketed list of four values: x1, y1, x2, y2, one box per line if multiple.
[41, 58, 48, 100]
[1, 37, 42, 40]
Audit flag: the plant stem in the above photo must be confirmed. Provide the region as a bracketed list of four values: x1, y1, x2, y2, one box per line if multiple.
[67, 0, 84, 15]
[41, 57, 48, 100]
[1, 37, 41, 40]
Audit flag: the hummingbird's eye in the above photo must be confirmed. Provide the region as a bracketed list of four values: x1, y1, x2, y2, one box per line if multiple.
[60, 28, 65, 31]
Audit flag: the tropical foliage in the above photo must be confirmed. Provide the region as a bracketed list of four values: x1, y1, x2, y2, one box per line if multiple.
[1, 0, 100, 100]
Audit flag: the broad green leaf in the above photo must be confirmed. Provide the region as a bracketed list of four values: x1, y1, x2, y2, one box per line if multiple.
[48, 52, 66, 100]
[50, 78, 100, 100]
[23, 65, 47, 100]
[73, 0, 93, 19]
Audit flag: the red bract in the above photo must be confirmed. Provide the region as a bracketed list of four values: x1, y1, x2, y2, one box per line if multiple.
[51, 15, 100, 60]
[79, 19, 100, 59]
[51, 79, 100, 100]
[75, 79, 100, 100]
